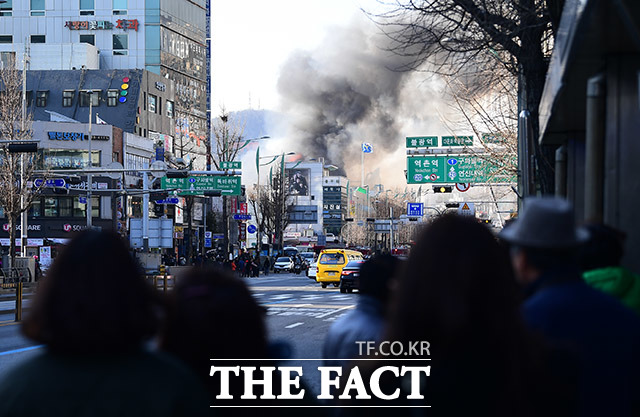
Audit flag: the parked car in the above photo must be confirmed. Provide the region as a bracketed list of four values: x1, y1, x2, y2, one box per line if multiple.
[273, 257, 294, 273]
[307, 261, 318, 280]
[339, 260, 365, 293]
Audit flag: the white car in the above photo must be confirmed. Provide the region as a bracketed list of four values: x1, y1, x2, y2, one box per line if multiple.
[273, 257, 294, 273]
[307, 262, 318, 280]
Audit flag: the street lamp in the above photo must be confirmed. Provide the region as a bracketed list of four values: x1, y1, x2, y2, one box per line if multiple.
[256, 151, 294, 253]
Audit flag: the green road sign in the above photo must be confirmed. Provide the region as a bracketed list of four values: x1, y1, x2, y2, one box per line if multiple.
[407, 156, 514, 184]
[221, 161, 241, 170]
[441, 136, 473, 147]
[406, 136, 438, 148]
[161, 175, 242, 196]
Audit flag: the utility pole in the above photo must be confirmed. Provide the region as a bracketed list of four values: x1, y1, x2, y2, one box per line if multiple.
[20, 42, 29, 258]
[86, 90, 94, 229]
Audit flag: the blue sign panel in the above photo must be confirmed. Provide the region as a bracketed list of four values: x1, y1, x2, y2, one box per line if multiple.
[155, 147, 165, 162]
[78, 196, 87, 204]
[204, 238, 212, 248]
[247, 224, 257, 234]
[233, 214, 251, 221]
[407, 203, 424, 217]
[212, 234, 225, 239]
[34, 178, 66, 188]
[155, 198, 180, 205]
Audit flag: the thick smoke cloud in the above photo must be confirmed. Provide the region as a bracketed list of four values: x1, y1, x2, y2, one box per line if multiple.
[276, 16, 459, 186]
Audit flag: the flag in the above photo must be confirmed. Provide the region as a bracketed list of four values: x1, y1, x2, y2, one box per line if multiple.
[361, 143, 373, 153]
[96, 113, 107, 125]
[256, 146, 260, 174]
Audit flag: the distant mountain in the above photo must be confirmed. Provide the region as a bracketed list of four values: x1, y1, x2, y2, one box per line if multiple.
[230, 109, 285, 140]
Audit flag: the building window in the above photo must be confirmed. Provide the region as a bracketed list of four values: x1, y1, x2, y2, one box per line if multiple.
[107, 89, 118, 106]
[30, 35, 45, 44]
[148, 94, 157, 113]
[36, 91, 48, 107]
[30, 0, 44, 16]
[113, 34, 128, 55]
[113, 0, 127, 14]
[44, 197, 58, 217]
[29, 198, 41, 217]
[0, 35, 12, 44]
[79, 34, 95, 46]
[157, 97, 161, 115]
[59, 197, 73, 217]
[0, 51, 15, 68]
[166, 100, 174, 118]
[62, 90, 74, 107]
[79, 90, 100, 107]
[0, 0, 13, 17]
[143, 92, 146, 110]
[79, 0, 94, 15]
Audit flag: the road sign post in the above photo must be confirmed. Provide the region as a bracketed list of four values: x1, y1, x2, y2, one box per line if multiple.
[407, 203, 424, 217]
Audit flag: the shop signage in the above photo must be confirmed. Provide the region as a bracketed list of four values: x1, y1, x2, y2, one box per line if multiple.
[2, 223, 42, 231]
[64, 19, 139, 31]
[48, 132, 109, 141]
[155, 82, 166, 92]
[65, 20, 114, 30]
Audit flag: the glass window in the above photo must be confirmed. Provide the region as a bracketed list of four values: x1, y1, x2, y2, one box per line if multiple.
[73, 196, 85, 218]
[319, 253, 345, 265]
[0, 0, 12, 16]
[113, 0, 127, 14]
[148, 94, 157, 113]
[59, 197, 73, 217]
[0, 35, 12, 44]
[30, 35, 45, 43]
[29, 199, 41, 217]
[107, 89, 118, 107]
[42, 149, 99, 170]
[166, 100, 174, 118]
[44, 197, 58, 217]
[79, 90, 100, 107]
[0, 51, 15, 67]
[79, 34, 95, 46]
[91, 196, 99, 218]
[30, 0, 44, 16]
[36, 91, 48, 107]
[79, 0, 94, 15]
[63, 90, 74, 107]
[113, 34, 128, 55]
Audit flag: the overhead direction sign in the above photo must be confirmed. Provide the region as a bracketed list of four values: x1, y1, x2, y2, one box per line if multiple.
[407, 155, 513, 184]
[221, 161, 241, 170]
[441, 136, 474, 147]
[161, 175, 242, 196]
[406, 136, 438, 148]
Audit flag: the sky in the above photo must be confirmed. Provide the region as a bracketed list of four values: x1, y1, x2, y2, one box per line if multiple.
[211, 0, 380, 113]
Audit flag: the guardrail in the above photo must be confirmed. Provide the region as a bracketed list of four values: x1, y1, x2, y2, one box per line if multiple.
[0, 267, 32, 284]
[0, 282, 37, 322]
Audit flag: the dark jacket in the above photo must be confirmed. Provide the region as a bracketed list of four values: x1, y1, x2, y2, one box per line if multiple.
[583, 266, 640, 316]
[0, 349, 209, 417]
[523, 268, 640, 417]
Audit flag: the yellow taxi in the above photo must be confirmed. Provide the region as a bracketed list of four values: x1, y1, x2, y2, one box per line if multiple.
[316, 249, 363, 288]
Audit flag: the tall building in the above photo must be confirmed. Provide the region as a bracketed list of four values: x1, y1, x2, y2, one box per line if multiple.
[0, 0, 210, 157]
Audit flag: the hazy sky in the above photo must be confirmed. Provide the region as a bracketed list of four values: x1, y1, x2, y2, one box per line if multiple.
[211, 0, 380, 113]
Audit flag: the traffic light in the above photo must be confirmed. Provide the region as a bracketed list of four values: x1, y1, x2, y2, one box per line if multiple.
[7, 142, 38, 153]
[433, 185, 453, 193]
[153, 202, 164, 217]
[150, 191, 168, 200]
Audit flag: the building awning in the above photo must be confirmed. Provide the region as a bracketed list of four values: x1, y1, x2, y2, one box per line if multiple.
[539, 0, 640, 144]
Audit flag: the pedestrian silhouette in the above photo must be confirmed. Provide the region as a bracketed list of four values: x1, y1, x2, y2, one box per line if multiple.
[0, 230, 208, 416]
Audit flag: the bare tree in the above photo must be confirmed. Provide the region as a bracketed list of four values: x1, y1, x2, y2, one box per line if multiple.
[369, 0, 566, 193]
[0, 58, 42, 270]
[210, 109, 246, 257]
[247, 169, 293, 250]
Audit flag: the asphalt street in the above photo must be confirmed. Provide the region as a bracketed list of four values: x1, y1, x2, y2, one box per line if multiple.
[0, 271, 357, 394]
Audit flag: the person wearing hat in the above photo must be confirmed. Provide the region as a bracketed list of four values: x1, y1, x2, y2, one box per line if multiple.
[500, 197, 640, 417]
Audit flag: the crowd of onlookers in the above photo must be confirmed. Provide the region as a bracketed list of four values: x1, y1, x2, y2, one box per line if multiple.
[0, 196, 639, 417]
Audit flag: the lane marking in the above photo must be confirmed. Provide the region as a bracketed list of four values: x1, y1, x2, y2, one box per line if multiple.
[317, 305, 355, 319]
[0, 344, 44, 357]
[285, 322, 304, 329]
